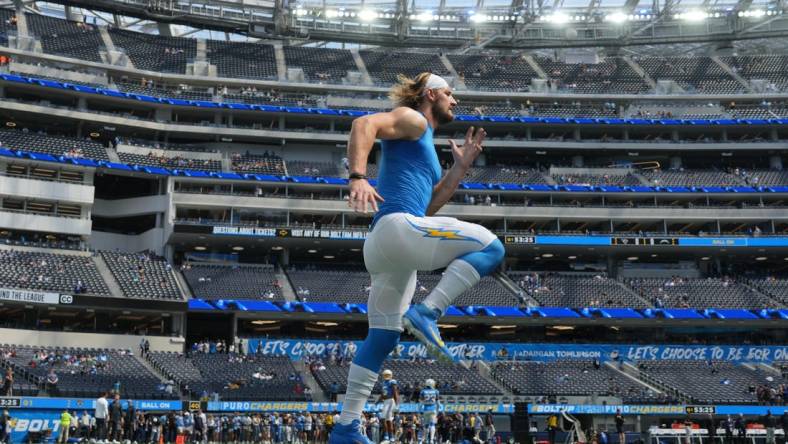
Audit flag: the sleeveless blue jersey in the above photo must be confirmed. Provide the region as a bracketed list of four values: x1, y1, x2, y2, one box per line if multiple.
[382, 379, 398, 399]
[420, 388, 439, 411]
[372, 119, 442, 226]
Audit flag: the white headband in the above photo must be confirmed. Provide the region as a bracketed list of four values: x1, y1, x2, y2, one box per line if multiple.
[422, 74, 450, 95]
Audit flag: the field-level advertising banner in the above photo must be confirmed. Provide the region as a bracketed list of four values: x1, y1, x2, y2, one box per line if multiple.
[245, 339, 788, 363]
[206, 401, 514, 414]
[7, 410, 63, 444]
[528, 404, 788, 416]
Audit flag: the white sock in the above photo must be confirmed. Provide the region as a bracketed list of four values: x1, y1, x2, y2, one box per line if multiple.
[338, 363, 378, 425]
[422, 259, 480, 316]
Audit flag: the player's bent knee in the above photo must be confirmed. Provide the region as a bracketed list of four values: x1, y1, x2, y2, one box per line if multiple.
[352, 327, 401, 372]
[459, 238, 505, 277]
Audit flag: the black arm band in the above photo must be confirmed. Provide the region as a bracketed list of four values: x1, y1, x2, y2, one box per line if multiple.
[349, 172, 367, 180]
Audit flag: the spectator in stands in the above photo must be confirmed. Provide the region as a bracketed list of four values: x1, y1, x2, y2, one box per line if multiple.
[1, 369, 11, 396]
[46, 368, 59, 394]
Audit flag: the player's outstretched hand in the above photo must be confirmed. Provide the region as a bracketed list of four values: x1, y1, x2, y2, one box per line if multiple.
[349, 178, 384, 213]
[449, 126, 486, 170]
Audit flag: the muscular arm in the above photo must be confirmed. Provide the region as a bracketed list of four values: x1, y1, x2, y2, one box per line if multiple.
[426, 126, 486, 216]
[426, 164, 467, 217]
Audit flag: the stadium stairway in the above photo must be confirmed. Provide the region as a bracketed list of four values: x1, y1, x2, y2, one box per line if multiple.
[133, 352, 179, 396]
[105, 145, 120, 163]
[472, 360, 515, 398]
[522, 54, 548, 79]
[739, 281, 783, 307]
[614, 279, 654, 307]
[293, 360, 328, 402]
[349, 48, 373, 86]
[172, 268, 194, 300]
[603, 361, 663, 397]
[620, 361, 694, 404]
[278, 268, 299, 302]
[494, 271, 538, 307]
[753, 362, 783, 376]
[712, 56, 753, 93]
[628, 172, 653, 186]
[439, 55, 467, 90]
[273, 43, 287, 81]
[622, 56, 656, 90]
[92, 253, 124, 298]
[220, 151, 233, 172]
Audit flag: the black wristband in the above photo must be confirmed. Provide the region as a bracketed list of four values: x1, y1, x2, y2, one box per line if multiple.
[349, 172, 367, 180]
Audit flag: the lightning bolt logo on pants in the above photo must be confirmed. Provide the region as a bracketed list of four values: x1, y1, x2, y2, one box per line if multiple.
[406, 220, 483, 245]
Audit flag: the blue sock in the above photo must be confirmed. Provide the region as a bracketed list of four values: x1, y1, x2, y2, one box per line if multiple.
[339, 328, 400, 425]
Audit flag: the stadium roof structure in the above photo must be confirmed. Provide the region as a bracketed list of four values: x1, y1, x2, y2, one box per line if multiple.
[39, 0, 788, 49]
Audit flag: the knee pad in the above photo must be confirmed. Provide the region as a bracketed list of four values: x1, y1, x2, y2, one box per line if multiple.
[459, 238, 505, 277]
[352, 328, 400, 372]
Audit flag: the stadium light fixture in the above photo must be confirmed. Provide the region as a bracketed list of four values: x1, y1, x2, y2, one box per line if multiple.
[323, 255, 335, 259]
[626, 256, 639, 261]
[232, 246, 244, 251]
[416, 11, 434, 22]
[194, 246, 207, 251]
[700, 256, 710, 260]
[545, 11, 571, 24]
[755, 256, 768, 261]
[568, 255, 577, 259]
[680, 10, 708, 21]
[606, 12, 629, 23]
[325, 9, 338, 18]
[541, 253, 554, 258]
[470, 13, 488, 23]
[307, 249, 318, 253]
[358, 9, 376, 21]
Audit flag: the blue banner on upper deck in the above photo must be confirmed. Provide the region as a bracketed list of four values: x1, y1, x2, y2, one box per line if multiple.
[245, 339, 788, 363]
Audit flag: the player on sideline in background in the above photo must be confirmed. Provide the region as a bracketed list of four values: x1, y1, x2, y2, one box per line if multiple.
[378, 369, 399, 443]
[329, 72, 505, 444]
[419, 379, 440, 444]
